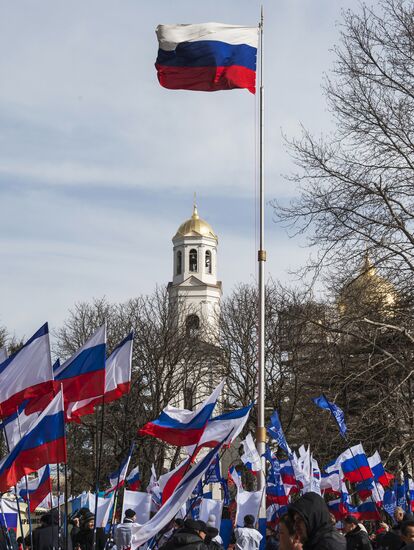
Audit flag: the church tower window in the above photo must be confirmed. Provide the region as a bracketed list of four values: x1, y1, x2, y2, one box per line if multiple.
[189, 249, 198, 272]
[205, 250, 212, 274]
[176, 251, 182, 275]
[186, 314, 200, 337]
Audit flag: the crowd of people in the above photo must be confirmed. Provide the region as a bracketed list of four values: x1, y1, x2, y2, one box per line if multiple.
[1, 492, 413, 550]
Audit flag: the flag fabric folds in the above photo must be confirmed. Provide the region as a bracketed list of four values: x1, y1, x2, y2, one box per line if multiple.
[240, 433, 262, 473]
[1, 401, 40, 451]
[130, 440, 224, 549]
[368, 451, 394, 487]
[105, 445, 134, 495]
[312, 395, 347, 437]
[155, 23, 258, 94]
[54, 325, 106, 418]
[138, 380, 224, 446]
[67, 331, 133, 421]
[0, 324, 54, 418]
[0, 390, 66, 492]
[267, 410, 292, 455]
[126, 466, 141, 491]
[187, 404, 252, 451]
[326, 443, 373, 483]
[18, 465, 51, 512]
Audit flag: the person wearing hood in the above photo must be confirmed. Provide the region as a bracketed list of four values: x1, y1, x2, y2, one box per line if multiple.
[288, 492, 346, 550]
[160, 519, 208, 550]
[233, 515, 263, 550]
[342, 516, 372, 550]
[114, 509, 137, 550]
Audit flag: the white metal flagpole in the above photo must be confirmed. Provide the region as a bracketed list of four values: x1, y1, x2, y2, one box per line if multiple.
[257, 5, 267, 521]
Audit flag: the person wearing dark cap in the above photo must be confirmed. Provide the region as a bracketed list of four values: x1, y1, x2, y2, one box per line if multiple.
[288, 492, 346, 550]
[72, 512, 107, 550]
[160, 518, 208, 550]
[343, 516, 372, 550]
[233, 515, 263, 550]
[204, 526, 223, 550]
[114, 509, 137, 550]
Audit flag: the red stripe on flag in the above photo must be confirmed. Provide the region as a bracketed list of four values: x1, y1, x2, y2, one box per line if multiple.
[155, 64, 256, 94]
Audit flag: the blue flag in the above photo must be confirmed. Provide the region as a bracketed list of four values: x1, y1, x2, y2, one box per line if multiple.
[267, 410, 292, 455]
[312, 395, 347, 437]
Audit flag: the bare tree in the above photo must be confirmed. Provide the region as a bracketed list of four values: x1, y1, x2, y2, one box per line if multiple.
[55, 288, 224, 494]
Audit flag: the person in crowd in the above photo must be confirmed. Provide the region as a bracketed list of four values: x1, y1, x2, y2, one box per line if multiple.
[400, 520, 414, 549]
[342, 516, 372, 550]
[70, 507, 91, 544]
[32, 510, 68, 550]
[279, 514, 302, 550]
[233, 514, 263, 550]
[114, 508, 137, 550]
[288, 491, 346, 550]
[370, 522, 389, 549]
[265, 526, 279, 550]
[72, 512, 107, 550]
[157, 517, 185, 547]
[159, 518, 207, 550]
[393, 510, 414, 535]
[207, 516, 223, 546]
[204, 526, 224, 550]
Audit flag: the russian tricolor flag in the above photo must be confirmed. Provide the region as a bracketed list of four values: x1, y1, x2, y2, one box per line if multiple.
[334, 444, 373, 484]
[279, 460, 297, 488]
[0, 391, 66, 492]
[18, 465, 52, 512]
[368, 451, 394, 487]
[0, 324, 55, 418]
[155, 23, 258, 94]
[126, 465, 141, 491]
[54, 325, 106, 417]
[67, 331, 133, 421]
[138, 380, 224, 446]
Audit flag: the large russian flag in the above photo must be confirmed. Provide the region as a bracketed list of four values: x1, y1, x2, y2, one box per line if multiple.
[18, 465, 52, 512]
[0, 391, 66, 492]
[155, 23, 258, 94]
[0, 324, 55, 418]
[333, 444, 373, 484]
[138, 380, 224, 446]
[54, 325, 106, 417]
[67, 331, 133, 421]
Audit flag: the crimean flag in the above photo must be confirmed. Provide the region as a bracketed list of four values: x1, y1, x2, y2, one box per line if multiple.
[155, 23, 258, 94]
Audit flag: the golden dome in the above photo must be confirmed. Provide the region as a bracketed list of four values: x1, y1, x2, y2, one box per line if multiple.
[174, 204, 217, 241]
[338, 254, 396, 314]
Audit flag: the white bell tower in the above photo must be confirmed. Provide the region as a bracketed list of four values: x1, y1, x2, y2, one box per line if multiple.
[168, 202, 222, 341]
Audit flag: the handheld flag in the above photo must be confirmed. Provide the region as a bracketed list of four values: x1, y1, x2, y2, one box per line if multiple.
[126, 466, 141, 491]
[105, 444, 134, 495]
[67, 331, 133, 421]
[17, 465, 52, 512]
[0, 390, 66, 491]
[54, 325, 106, 418]
[312, 395, 347, 437]
[267, 410, 292, 455]
[155, 23, 258, 94]
[130, 439, 225, 548]
[0, 324, 55, 418]
[138, 380, 224, 446]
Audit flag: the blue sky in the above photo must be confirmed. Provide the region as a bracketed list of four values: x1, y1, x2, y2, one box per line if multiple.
[0, 0, 361, 339]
